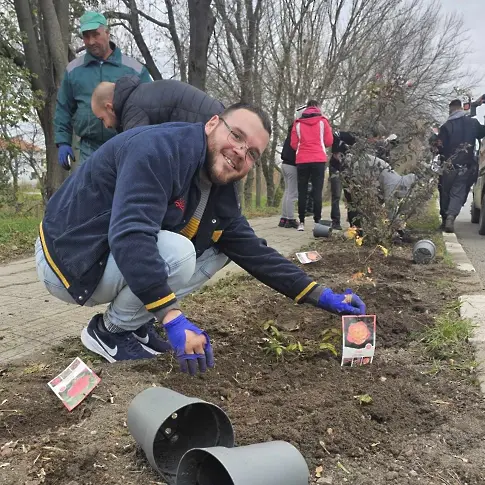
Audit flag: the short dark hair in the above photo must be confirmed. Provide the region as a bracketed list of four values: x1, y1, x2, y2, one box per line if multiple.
[221, 102, 272, 136]
[306, 99, 320, 107]
[449, 99, 462, 108]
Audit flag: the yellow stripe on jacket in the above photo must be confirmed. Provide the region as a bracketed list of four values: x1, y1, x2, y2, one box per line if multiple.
[295, 281, 318, 302]
[180, 217, 200, 239]
[39, 222, 70, 289]
[145, 292, 177, 311]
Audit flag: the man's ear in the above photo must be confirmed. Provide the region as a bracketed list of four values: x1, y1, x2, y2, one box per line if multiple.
[205, 114, 220, 135]
[106, 102, 114, 113]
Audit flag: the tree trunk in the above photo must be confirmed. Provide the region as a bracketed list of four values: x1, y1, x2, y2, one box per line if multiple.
[15, 0, 70, 198]
[165, 0, 187, 82]
[188, 0, 215, 90]
[38, 0, 68, 84]
[255, 162, 262, 207]
[40, 93, 66, 199]
[12, 170, 18, 209]
[244, 168, 253, 208]
[127, 0, 162, 80]
[13, 0, 45, 93]
[54, 0, 70, 50]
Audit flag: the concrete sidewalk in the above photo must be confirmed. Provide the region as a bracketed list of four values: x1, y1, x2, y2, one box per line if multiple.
[0, 211, 339, 363]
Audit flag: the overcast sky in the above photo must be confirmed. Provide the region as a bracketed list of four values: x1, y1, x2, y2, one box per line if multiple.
[440, 0, 485, 122]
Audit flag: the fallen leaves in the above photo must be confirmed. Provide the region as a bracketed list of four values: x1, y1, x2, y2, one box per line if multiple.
[22, 363, 50, 375]
[377, 245, 389, 257]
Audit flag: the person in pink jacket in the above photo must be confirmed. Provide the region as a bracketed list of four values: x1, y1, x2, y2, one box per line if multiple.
[291, 101, 333, 230]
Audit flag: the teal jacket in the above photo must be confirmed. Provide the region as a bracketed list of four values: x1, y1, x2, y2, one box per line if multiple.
[54, 42, 152, 148]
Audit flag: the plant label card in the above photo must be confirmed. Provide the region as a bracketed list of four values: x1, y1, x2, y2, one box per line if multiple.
[341, 315, 376, 367]
[296, 251, 322, 264]
[48, 357, 101, 411]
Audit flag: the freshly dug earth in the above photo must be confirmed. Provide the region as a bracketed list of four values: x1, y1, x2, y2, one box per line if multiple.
[1, 236, 484, 485]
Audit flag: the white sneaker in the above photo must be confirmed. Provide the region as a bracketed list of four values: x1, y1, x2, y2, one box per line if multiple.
[297, 223, 304, 231]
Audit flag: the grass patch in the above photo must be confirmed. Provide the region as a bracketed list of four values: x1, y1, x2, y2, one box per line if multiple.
[242, 196, 280, 219]
[420, 301, 475, 361]
[407, 192, 454, 267]
[0, 215, 41, 261]
[407, 192, 440, 233]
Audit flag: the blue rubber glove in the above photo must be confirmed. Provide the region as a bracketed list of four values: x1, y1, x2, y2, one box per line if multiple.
[318, 288, 366, 315]
[163, 314, 214, 375]
[58, 144, 74, 170]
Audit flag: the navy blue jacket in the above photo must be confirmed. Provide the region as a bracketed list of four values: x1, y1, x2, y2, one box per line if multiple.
[438, 113, 485, 166]
[40, 123, 316, 315]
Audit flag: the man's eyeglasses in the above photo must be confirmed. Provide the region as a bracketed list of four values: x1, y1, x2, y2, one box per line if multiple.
[219, 117, 260, 164]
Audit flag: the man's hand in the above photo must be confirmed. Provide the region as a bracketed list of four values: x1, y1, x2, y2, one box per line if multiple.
[58, 144, 75, 170]
[317, 288, 366, 315]
[163, 312, 214, 375]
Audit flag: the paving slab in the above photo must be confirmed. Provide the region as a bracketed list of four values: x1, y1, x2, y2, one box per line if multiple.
[0, 209, 342, 363]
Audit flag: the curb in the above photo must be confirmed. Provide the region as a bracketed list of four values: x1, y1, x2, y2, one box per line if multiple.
[441, 231, 485, 395]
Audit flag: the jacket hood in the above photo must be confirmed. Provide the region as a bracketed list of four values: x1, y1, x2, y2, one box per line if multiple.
[113, 75, 142, 122]
[298, 106, 326, 125]
[301, 106, 322, 117]
[447, 110, 466, 121]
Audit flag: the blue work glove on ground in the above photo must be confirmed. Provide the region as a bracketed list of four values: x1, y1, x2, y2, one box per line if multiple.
[163, 314, 214, 375]
[58, 144, 74, 170]
[318, 288, 366, 315]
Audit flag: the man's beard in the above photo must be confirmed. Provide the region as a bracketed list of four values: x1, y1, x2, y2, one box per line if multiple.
[206, 147, 244, 185]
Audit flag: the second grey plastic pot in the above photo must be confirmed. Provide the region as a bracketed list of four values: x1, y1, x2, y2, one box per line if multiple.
[127, 387, 234, 484]
[412, 239, 436, 264]
[319, 219, 332, 226]
[313, 223, 333, 238]
[176, 441, 310, 485]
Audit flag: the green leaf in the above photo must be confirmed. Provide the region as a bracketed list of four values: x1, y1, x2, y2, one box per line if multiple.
[354, 394, 373, 405]
[270, 325, 280, 337]
[319, 342, 337, 356]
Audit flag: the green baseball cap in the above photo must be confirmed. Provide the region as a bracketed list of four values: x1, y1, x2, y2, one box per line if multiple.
[79, 11, 107, 33]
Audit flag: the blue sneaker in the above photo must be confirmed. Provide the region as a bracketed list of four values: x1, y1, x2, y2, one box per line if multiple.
[81, 314, 156, 363]
[133, 321, 172, 354]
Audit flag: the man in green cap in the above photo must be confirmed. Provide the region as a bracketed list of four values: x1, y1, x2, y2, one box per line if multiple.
[54, 11, 152, 169]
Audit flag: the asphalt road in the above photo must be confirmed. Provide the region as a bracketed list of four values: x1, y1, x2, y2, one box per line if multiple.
[455, 191, 485, 284]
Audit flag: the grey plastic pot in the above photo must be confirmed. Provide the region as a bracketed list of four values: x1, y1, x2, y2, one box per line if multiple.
[176, 441, 309, 485]
[313, 223, 333, 238]
[127, 387, 234, 484]
[412, 239, 436, 264]
[319, 219, 332, 226]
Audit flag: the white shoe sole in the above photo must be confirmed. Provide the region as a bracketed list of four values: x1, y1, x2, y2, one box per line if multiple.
[138, 342, 161, 356]
[81, 328, 116, 363]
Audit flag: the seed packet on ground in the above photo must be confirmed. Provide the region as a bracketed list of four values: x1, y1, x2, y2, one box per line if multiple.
[341, 315, 376, 367]
[296, 251, 322, 264]
[47, 357, 101, 411]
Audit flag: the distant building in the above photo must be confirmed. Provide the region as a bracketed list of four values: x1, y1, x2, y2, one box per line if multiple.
[0, 137, 46, 187]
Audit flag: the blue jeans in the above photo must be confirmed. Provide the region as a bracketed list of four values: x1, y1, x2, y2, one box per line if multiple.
[35, 231, 228, 331]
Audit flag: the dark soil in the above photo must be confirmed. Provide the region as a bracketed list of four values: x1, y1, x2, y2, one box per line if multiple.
[1, 236, 484, 485]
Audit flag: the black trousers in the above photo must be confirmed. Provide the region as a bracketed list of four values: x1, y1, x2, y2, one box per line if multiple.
[440, 166, 471, 218]
[297, 163, 326, 223]
[329, 167, 342, 223]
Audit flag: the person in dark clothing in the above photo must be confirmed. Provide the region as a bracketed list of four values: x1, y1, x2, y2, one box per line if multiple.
[35, 102, 366, 375]
[437, 99, 485, 232]
[278, 124, 299, 228]
[329, 131, 357, 230]
[91, 75, 225, 132]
